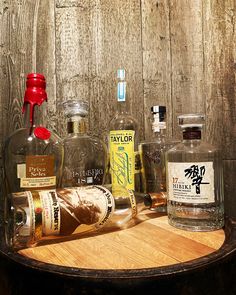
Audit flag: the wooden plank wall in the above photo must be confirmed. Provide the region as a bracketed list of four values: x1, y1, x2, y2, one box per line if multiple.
[0, 0, 235, 216]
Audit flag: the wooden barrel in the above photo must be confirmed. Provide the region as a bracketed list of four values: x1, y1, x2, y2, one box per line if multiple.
[0, 214, 236, 295]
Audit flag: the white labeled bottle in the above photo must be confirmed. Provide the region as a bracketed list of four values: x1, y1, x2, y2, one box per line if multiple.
[166, 114, 224, 231]
[139, 106, 177, 212]
[109, 69, 140, 193]
[61, 100, 108, 187]
[3, 73, 64, 193]
[5, 185, 156, 250]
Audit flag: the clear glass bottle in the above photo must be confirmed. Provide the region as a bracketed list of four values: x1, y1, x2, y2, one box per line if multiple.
[3, 73, 64, 193]
[166, 114, 224, 231]
[5, 185, 156, 250]
[139, 106, 176, 212]
[61, 100, 108, 187]
[109, 69, 140, 193]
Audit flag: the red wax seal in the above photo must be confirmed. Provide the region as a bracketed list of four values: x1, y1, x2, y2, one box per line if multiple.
[22, 73, 47, 126]
[34, 127, 51, 140]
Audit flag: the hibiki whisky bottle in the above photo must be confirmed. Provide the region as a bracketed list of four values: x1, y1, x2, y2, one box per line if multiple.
[3, 73, 64, 193]
[139, 106, 175, 212]
[109, 69, 140, 193]
[5, 185, 156, 250]
[61, 100, 108, 187]
[166, 114, 224, 231]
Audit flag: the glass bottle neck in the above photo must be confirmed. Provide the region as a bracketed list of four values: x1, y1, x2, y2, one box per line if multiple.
[153, 128, 167, 142]
[182, 127, 202, 140]
[67, 116, 88, 134]
[23, 104, 41, 128]
[117, 100, 130, 114]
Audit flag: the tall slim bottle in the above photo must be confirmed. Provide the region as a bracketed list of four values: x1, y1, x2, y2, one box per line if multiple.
[61, 100, 108, 187]
[166, 114, 224, 231]
[3, 73, 64, 193]
[139, 106, 176, 212]
[109, 69, 140, 193]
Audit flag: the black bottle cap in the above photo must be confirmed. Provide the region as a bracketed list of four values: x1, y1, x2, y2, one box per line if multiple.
[151, 106, 166, 114]
[144, 194, 152, 207]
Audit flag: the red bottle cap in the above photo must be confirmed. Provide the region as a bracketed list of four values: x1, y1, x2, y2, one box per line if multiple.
[34, 127, 51, 140]
[22, 73, 47, 126]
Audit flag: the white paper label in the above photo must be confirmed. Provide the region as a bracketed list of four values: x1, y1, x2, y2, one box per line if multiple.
[168, 162, 215, 203]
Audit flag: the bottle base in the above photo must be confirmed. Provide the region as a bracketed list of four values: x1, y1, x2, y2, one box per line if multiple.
[167, 202, 224, 231]
[168, 214, 224, 231]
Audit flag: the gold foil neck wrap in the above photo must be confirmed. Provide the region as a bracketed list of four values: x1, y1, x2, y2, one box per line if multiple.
[67, 121, 87, 134]
[31, 191, 43, 241]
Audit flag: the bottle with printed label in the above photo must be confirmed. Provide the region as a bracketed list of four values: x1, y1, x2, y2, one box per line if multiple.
[139, 106, 178, 212]
[166, 114, 224, 231]
[3, 73, 64, 193]
[5, 185, 157, 250]
[109, 69, 140, 193]
[61, 100, 108, 187]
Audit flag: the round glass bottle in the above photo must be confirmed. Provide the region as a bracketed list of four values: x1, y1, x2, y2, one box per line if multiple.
[166, 114, 224, 231]
[61, 100, 108, 187]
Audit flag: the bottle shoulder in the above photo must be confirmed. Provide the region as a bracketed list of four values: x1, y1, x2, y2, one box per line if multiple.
[4, 127, 63, 154]
[109, 113, 138, 131]
[167, 140, 220, 154]
[64, 134, 107, 151]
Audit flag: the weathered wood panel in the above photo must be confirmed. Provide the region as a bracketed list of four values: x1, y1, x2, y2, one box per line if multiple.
[55, 0, 143, 142]
[36, 0, 57, 130]
[203, 0, 236, 158]
[169, 0, 205, 138]
[88, 0, 143, 142]
[0, 0, 236, 216]
[141, 0, 172, 141]
[223, 160, 236, 218]
[0, 0, 42, 144]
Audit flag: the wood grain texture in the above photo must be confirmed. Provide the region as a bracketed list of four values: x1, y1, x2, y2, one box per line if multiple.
[36, 0, 57, 130]
[203, 0, 236, 157]
[169, 0, 205, 138]
[88, 0, 143, 143]
[55, 0, 143, 142]
[18, 215, 225, 270]
[0, 0, 236, 216]
[223, 160, 236, 218]
[141, 0, 172, 141]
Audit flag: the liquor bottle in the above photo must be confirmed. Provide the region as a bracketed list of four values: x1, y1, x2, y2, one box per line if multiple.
[166, 114, 224, 231]
[61, 100, 108, 187]
[5, 185, 157, 250]
[139, 106, 177, 212]
[109, 69, 140, 193]
[3, 73, 64, 193]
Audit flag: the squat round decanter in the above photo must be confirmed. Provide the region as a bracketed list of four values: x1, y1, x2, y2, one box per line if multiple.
[61, 100, 108, 187]
[166, 113, 224, 231]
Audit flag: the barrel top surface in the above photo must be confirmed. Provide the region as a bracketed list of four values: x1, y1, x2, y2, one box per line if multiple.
[0, 214, 236, 281]
[19, 214, 225, 268]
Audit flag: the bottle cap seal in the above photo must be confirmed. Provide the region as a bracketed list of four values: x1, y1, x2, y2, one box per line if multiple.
[34, 127, 51, 140]
[23, 73, 47, 125]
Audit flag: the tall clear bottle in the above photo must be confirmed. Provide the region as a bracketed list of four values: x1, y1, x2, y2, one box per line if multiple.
[3, 73, 64, 193]
[109, 69, 140, 193]
[61, 100, 108, 187]
[139, 106, 175, 212]
[166, 114, 224, 231]
[5, 185, 156, 250]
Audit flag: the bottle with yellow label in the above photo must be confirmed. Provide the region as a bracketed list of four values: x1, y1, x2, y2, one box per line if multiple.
[109, 69, 140, 193]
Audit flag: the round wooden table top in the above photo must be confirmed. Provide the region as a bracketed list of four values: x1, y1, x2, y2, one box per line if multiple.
[18, 214, 225, 270]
